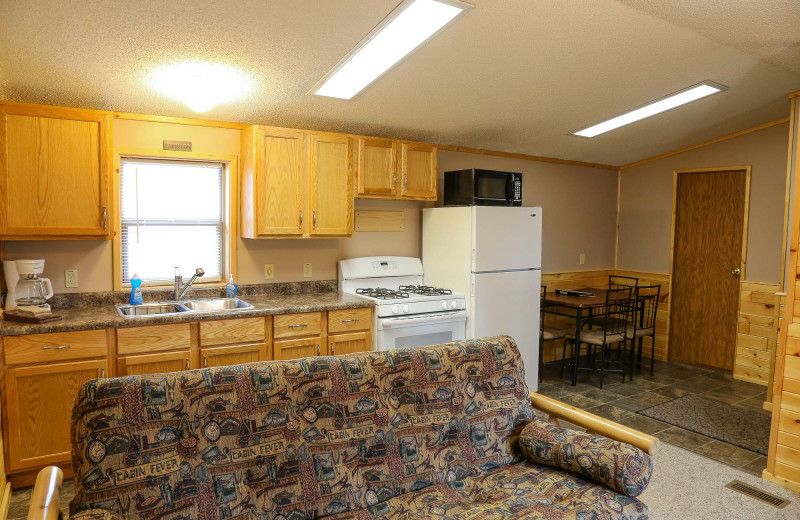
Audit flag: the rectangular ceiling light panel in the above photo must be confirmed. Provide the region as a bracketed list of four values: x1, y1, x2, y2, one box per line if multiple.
[574, 82, 727, 137]
[314, 0, 468, 100]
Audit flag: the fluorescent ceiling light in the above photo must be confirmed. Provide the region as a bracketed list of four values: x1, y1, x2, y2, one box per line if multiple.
[573, 82, 727, 137]
[149, 62, 253, 113]
[315, 0, 468, 100]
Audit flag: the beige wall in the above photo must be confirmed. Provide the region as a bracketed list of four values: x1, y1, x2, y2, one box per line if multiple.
[437, 151, 618, 272]
[1, 119, 424, 293]
[617, 122, 790, 283]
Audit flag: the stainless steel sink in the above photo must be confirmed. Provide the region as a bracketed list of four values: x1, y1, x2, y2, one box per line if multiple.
[182, 298, 254, 312]
[118, 302, 189, 317]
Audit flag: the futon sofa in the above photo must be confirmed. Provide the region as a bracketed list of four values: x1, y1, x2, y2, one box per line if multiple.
[48, 336, 653, 519]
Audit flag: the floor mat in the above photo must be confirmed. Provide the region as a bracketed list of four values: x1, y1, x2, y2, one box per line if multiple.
[637, 394, 770, 455]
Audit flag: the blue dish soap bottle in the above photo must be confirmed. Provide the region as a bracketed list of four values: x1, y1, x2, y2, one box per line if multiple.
[226, 274, 238, 298]
[130, 273, 143, 305]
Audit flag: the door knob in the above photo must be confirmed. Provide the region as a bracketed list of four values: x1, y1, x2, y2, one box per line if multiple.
[732, 267, 741, 276]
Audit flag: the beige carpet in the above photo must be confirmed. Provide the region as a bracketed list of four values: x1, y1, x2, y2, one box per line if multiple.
[642, 443, 800, 519]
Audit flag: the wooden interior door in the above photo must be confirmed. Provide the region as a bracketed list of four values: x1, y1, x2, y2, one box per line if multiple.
[357, 138, 397, 196]
[257, 128, 305, 236]
[309, 133, 352, 236]
[329, 331, 371, 356]
[401, 142, 437, 200]
[669, 168, 748, 370]
[5, 359, 106, 471]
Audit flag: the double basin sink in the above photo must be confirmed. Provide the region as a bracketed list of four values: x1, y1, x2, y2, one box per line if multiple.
[117, 298, 254, 318]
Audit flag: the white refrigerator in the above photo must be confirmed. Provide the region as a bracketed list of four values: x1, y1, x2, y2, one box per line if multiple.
[422, 206, 542, 389]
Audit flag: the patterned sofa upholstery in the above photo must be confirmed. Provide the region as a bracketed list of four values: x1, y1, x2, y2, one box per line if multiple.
[69, 335, 651, 520]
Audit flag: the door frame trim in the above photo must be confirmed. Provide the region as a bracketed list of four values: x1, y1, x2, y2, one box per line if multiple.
[667, 165, 752, 364]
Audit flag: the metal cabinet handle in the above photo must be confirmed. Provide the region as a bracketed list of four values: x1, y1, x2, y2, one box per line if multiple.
[316, 343, 321, 356]
[102, 206, 108, 229]
[330, 341, 335, 355]
[313, 210, 317, 230]
[341, 318, 360, 323]
[100, 368, 105, 378]
[299, 209, 303, 229]
[43, 344, 71, 350]
[392, 173, 397, 191]
[203, 356, 208, 368]
[288, 323, 309, 328]
[186, 358, 190, 370]
[404, 174, 408, 190]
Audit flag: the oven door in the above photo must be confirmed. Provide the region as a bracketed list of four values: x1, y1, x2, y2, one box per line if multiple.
[377, 311, 467, 350]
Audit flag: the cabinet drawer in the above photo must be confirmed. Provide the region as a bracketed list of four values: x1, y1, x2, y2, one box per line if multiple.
[3, 329, 107, 365]
[274, 312, 323, 339]
[328, 308, 372, 333]
[117, 323, 191, 355]
[200, 317, 266, 346]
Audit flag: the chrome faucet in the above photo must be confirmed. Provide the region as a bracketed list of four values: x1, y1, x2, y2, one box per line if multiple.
[173, 267, 205, 300]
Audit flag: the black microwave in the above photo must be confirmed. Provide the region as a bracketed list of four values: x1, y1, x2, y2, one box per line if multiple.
[443, 169, 522, 206]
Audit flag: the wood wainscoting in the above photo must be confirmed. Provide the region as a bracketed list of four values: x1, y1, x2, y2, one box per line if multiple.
[735, 282, 781, 385]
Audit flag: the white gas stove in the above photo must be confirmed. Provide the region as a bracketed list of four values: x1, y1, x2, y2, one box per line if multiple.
[339, 257, 467, 350]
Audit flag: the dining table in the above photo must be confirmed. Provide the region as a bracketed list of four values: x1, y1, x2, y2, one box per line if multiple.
[542, 286, 634, 385]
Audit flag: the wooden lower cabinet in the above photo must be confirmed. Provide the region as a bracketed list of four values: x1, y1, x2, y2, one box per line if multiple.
[329, 331, 371, 356]
[202, 343, 267, 367]
[118, 351, 191, 376]
[4, 359, 106, 472]
[275, 336, 325, 360]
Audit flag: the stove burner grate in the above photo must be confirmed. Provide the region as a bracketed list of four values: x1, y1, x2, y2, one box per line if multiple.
[356, 287, 410, 300]
[398, 285, 453, 296]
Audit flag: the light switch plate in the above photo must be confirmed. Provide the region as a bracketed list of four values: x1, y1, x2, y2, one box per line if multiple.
[264, 264, 274, 280]
[579, 253, 586, 265]
[65, 269, 79, 288]
[303, 263, 312, 278]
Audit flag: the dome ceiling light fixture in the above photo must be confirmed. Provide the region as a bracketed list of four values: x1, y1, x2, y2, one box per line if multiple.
[149, 61, 253, 113]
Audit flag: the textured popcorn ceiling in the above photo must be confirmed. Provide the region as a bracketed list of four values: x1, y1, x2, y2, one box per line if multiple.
[0, 0, 798, 165]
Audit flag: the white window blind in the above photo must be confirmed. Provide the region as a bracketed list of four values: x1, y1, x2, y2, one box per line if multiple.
[120, 158, 224, 284]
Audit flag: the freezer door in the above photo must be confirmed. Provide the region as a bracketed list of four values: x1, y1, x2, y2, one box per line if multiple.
[472, 207, 542, 272]
[470, 269, 541, 389]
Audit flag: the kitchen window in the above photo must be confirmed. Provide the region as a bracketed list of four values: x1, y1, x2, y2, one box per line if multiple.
[119, 157, 226, 285]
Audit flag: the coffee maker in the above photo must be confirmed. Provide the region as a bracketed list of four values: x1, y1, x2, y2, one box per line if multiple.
[2, 259, 53, 310]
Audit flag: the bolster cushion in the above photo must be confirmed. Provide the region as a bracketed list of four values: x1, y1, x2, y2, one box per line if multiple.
[518, 419, 653, 497]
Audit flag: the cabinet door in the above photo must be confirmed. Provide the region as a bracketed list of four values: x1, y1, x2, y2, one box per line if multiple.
[257, 127, 306, 236]
[357, 138, 397, 197]
[202, 343, 267, 368]
[274, 337, 324, 361]
[119, 351, 191, 376]
[0, 105, 111, 237]
[329, 331, 372, 356]
[5, 359, 106, 472]
[401, 142, 437, 200]
[309, 133, 352, 236]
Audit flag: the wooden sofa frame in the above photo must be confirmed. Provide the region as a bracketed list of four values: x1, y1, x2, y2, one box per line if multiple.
[25, 392, 660, 520]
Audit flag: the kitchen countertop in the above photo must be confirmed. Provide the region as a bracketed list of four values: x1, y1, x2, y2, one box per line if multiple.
[0, 292, 373, 337]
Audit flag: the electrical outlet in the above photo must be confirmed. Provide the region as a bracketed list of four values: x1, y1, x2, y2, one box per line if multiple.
[264, 264, 275, 280]
[579, 253, 586, 265]
[303, 263, 313, 278]
[65, 269, 79, 288]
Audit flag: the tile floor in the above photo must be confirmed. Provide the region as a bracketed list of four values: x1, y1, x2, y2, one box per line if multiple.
[537, 357, 771, 476]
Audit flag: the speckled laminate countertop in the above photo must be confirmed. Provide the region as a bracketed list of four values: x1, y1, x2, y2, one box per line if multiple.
[0, 292, 373, 337]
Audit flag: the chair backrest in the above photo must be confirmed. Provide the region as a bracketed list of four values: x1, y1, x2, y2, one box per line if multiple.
[609, 275, 639, 289]
[602, 286, 633, 337]
[634, 284, 661, 331]
[69, 336, 535, 520]
[540, 285, 549, 328]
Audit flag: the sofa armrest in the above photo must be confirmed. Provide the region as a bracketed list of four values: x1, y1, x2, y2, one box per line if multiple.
[530, 392, 660, 455]
[27, 467, 63, 520]
[519, 419, 653, 497]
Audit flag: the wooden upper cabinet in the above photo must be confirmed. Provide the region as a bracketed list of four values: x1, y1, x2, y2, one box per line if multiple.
[355, 138, 437, 201]
[356, 138, 397, 197]
[310, 133, 352, 236]
[401, 142, 437, 200]
[241, 126, 353, 238]
[0, 104, 112, 239]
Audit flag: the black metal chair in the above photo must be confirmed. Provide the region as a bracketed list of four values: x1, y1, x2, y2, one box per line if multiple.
[539, 285, 569, 382]
[609, 274, 639, 289]
[563, 286, 634, 388]
[625, 284, 661, 377]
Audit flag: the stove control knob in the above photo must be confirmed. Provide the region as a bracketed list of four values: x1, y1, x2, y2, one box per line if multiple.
[402, 304, 409, 313]
[450, 300, 459, 309]
[392, 305, 400, 315]
[441, 301, 448, 310]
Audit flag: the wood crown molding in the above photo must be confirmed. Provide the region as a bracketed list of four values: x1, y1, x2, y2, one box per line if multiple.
[619, 117, 791, 170]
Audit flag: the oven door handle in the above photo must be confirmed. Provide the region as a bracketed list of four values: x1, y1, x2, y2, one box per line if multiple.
[380, 311, 467, 328]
